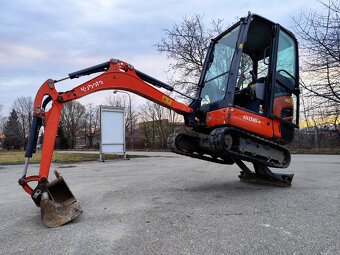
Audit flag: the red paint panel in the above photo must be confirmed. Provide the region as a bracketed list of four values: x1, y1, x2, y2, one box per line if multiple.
[228, 108, 273, 138]
[206, 108, 228, 127]
[206, 107, 274, 138]
[273, 119, 281, 138]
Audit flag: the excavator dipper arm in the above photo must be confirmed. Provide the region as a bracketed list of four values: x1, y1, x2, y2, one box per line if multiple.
[18, 59, 192, 227]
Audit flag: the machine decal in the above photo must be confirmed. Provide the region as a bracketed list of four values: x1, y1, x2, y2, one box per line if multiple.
[162, 95, 172, 106]
[243, 115, 262, 124]
[80, 80, 104, 92]
[284, 98, 292, 103]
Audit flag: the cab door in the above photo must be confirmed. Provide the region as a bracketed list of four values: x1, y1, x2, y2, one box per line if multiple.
[271, 27, 300, 142]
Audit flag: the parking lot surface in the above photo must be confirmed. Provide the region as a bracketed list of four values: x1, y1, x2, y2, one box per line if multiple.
[0, 153, 339, 255]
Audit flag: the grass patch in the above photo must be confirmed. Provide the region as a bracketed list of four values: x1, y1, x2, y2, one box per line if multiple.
[0, 151, 121, 165]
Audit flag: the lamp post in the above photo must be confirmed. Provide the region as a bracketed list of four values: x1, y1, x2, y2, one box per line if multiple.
[112, 90, 133, 149]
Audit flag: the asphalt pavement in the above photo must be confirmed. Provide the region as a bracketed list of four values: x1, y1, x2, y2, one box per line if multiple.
[0, 153, 339, 255]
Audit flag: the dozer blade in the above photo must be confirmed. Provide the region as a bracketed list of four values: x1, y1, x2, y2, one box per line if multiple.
[238, 171, 294, 187]
[40, 171, 82, 228]
[235, 160, 294, 187]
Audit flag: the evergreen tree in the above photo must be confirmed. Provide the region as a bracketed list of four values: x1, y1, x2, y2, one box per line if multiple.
[55, 121, 69, 149]
[3, 109, 23, 150]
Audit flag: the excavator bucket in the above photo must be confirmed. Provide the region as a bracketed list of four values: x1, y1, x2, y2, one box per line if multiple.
[40, 171, 82, 228]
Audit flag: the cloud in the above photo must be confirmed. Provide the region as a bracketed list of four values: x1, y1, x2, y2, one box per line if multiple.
[0, 41, 48, 64]
[0, 0, 321, 115]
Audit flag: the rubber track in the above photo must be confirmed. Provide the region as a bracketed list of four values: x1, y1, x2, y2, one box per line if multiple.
[167, 128, 291, 169]
[167, 133, 233, 165]
[209, 127, 291, 168]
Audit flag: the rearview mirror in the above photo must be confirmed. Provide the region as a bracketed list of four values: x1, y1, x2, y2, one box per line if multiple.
[263, 47, 270, 65]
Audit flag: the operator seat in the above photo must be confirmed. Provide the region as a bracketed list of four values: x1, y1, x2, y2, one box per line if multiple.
[234, 76, 266, 113]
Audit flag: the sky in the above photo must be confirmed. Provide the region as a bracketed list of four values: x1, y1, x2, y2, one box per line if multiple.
[0, 0, 321, 115]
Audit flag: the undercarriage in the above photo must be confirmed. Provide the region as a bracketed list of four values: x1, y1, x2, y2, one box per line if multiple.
[167, 128, 294, 187]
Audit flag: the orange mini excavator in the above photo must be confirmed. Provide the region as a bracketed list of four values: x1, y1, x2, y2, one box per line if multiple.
[19, 13, 300, 227]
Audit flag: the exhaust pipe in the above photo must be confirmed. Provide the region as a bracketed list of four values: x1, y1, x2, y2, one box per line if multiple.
[40, 171, 82, 228]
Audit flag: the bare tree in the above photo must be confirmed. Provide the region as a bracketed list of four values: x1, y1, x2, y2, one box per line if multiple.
[12, 97, 33, 148]
[293, 0, 340, 133]
[84, 103, 100, 148]
[156, 15, 224, 97]
[104, 93, 125, 108]
[139, 101, 182, 148]
[60, 101, 85, 149]
[139, 101, 162, 149]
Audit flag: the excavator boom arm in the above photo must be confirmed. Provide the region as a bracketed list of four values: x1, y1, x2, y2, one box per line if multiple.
[20, 59, 192, 198]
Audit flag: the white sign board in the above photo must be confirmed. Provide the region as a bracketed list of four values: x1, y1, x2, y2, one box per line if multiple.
[100, 106, 125, 157]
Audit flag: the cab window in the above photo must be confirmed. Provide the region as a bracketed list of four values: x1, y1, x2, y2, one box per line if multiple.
[273, 30, 298, 123]
[200, 26, 240, 106]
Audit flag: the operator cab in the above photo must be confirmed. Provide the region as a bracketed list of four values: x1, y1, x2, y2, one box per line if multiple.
[234, 18, 273, 114]
[196, 13, 299, 142]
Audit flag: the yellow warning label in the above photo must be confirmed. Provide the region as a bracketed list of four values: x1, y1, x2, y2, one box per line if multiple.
[239, 43, 244, 49]
[162, 95, 172, 105]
